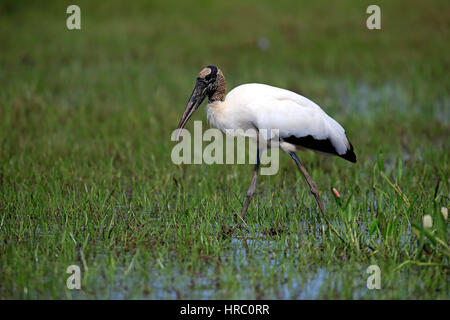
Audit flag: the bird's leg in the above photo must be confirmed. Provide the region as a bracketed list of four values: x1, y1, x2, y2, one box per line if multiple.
[289, 152, 326, 215]
[289, 152, 351, 246]
[240, 149, 260, 220]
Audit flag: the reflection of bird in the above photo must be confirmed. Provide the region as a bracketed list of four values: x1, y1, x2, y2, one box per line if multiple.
[176, 65, 356, 220]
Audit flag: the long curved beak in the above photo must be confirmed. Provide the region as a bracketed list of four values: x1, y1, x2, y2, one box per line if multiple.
[175, 80, 207, 141]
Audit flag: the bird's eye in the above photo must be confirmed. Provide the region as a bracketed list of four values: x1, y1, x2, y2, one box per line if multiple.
[205, 74, 211, 81]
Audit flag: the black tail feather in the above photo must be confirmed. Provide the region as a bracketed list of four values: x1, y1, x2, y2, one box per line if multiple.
[282, 135, 357, 163]
[339, 140, 357, 163]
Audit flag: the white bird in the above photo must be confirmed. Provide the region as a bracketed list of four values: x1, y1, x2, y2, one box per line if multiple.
[176, 65, 356, 220]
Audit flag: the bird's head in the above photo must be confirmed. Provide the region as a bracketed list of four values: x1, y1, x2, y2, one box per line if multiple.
[175, 65, 224, 141]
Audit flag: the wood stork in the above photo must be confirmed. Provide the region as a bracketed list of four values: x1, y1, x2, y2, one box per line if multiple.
[176, 65, 356, 220]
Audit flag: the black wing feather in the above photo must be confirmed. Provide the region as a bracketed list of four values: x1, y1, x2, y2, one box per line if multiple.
[283, 135, 356, 163]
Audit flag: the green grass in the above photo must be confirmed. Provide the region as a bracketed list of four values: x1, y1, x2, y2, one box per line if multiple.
[0, 0, 448, 299]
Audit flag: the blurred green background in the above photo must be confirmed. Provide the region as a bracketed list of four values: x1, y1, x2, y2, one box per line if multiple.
[0, 0, 448, 299]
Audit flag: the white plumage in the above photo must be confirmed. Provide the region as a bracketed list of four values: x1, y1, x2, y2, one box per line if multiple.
[206, 83, 354, 160]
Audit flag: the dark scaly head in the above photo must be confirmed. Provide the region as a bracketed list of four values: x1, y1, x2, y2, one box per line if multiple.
[175, 65, 225, 141]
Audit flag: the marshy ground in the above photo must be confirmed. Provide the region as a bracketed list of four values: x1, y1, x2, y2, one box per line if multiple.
[0, 0, 448, 299]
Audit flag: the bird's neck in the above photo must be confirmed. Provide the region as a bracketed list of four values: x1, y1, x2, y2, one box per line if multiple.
[209, 73, 226, 102]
